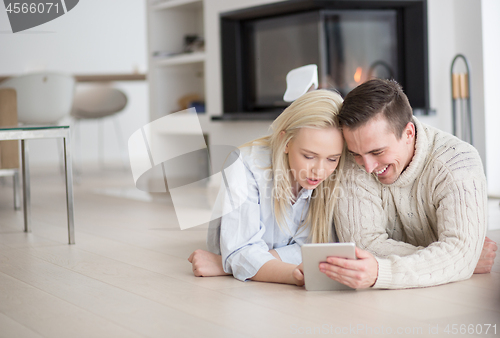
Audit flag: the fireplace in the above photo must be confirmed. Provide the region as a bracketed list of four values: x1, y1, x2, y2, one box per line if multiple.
[218, 0, 431, 120]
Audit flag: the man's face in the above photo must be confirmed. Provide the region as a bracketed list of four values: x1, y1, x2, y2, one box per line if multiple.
[342, 115, 415, 185]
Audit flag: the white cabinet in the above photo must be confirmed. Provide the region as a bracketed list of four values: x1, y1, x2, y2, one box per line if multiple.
[145, 0, 277, 188]
[146, 0, 206, 121]
[145, 0, 209, 186]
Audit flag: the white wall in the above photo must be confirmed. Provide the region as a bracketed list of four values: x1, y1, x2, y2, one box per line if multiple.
[482, 0, 500, 196]
[427, 0, 499, 195]
[203, 0, 498, 194]
[426, 0, 486, 167]
[203, 0, 479, 148]
[202, 0, 286, 151]
[425, 0, 455, 133]
[0, 0, 149, 167]
[452, 0, 486, 169]
[2, 0, 497, 194]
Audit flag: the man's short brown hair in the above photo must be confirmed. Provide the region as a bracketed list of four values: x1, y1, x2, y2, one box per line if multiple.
[338, 79, 413, 139]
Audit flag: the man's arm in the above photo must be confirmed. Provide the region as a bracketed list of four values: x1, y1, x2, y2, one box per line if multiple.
[319, 236, 497, 288]
[333, 162, 487, 289]
[473, 237, 497, 274]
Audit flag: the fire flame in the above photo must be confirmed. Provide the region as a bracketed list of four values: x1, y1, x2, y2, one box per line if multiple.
[354, 67, 362, 83]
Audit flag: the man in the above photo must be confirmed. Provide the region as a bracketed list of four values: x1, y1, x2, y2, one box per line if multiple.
[320, 79, 497, 289]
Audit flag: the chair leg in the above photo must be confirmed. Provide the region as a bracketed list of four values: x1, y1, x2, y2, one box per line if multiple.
[112, 116, 128, 170]
[21, 139, 31, 233]
[57, 138, 65, 175]
[99, 119, 104, 169]
[13, 170, 21, 210]
[72, 119, 82, 180]
[63, 134, 75, 245]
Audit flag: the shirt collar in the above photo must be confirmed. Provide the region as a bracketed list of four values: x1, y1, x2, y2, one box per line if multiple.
[297, 188, 313, 200]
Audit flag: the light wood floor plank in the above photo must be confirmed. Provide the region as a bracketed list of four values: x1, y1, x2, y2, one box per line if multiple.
[3, 245, 331, 337]
[0, 249, 247, 338]
[0, 312, 44, 338]
[1, 169, 499, 338]
[2, 219, 251, 291]
[0, 272, 144, 338]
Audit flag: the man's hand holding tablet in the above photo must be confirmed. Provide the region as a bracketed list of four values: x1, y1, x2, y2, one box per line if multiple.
[319, 246, 379, 289]
[301, 243, 378, 290]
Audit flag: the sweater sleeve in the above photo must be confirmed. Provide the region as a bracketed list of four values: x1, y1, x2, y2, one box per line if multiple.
[335, 157, 487, 289]
[373, 174, 487, 289]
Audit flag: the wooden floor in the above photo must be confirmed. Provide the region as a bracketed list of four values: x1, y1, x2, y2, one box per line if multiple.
[0, 167, 499, 338]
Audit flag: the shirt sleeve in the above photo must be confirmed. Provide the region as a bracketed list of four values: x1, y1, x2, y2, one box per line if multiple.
[219, 150, 275, 281]
[274, 243, 302, 265]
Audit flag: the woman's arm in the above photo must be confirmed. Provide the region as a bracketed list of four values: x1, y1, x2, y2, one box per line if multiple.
[250, 258, 304, 286]
[189, 248, 305, 286]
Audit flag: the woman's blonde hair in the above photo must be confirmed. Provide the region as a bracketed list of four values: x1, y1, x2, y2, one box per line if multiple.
[243, 89, 345, 243]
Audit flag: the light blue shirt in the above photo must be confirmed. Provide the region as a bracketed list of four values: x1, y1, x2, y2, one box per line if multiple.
[207, 145, 312, 281]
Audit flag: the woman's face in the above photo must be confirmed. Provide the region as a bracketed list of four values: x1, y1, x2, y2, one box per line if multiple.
[285, 126, 344, 193]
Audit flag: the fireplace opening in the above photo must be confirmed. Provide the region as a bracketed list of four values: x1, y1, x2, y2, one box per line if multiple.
[218, 0, 431, 120]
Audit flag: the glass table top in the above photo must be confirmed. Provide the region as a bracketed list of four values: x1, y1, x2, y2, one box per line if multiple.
[0, 125, 69, 131]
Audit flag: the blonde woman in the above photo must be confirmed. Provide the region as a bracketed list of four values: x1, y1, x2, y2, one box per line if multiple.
[188, 89, 345, 285]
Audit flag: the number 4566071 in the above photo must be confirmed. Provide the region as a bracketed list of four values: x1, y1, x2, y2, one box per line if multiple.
[6, 2, 59, 14]
[443, 324, 496, 335]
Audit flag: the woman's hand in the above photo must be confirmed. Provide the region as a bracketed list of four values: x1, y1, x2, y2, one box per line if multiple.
[188, 249, 230, 277]
[292, 263, 305, 286]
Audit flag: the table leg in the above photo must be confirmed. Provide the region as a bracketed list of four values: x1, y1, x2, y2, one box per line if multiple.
[13, 170, 21, 210]
[21, 139, 31, 233]
[63, 135, 75, 244]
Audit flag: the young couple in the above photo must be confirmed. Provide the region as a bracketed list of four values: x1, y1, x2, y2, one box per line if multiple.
[189, 79, 497, 289]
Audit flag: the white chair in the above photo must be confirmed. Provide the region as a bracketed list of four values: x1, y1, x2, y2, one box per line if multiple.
[0, 72, 76, 176]
[71, 85, 128, 170]
[0, 72, 76, 124]
[283, 64, 318, 102]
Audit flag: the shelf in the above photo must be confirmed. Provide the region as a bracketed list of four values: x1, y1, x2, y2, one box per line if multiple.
[211, 112, 282, 121]
[1, 73, 147, 83]
[152, 0, 202, 11]
[154, 52, 205, 67]
[153, 113, 207, 135]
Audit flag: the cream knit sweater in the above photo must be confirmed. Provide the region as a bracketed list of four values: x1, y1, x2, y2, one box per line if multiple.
[334, 117, 487, 289]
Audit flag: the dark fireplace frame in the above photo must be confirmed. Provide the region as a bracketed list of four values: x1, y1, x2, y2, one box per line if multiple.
[217, 0, 432, 120]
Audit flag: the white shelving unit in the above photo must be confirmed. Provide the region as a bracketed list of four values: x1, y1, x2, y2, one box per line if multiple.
[154, 51, 206, 67]
[146, 0, 206, 120]
[146, 0, 208, 184]
[152, 0, 202, 11]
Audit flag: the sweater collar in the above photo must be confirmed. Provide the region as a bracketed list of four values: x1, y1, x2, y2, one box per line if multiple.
[386, 116, 429, 188]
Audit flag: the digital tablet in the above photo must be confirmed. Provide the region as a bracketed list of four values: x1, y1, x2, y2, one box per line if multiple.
[301, 243, 357, 291]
